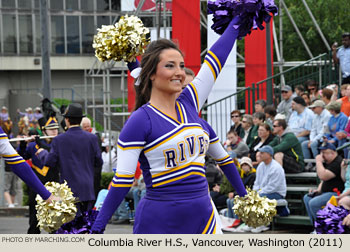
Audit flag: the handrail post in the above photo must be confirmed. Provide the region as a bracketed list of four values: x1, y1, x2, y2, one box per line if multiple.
[252, 83, 256, 114]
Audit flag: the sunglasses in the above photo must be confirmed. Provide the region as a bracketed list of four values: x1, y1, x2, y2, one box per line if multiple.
[231, 115, 240, 118]
[242, 121, 248, 123]
[308, 88, 316, 91]
[281, 91, 288, 93]
[273, 124, 280, 127]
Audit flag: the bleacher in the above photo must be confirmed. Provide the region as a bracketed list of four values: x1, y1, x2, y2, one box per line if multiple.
[272, 159, 319, 229]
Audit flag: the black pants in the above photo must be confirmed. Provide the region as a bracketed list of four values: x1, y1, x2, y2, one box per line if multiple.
[27, 188, 40, 234]
[76, 200, 95, 216]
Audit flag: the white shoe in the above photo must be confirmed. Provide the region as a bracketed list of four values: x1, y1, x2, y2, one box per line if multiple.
[222, 227, 237, 233]
[240, 224, 253, 232]
[8, 204, 15, 208]
[251, 225, 269, 233]
[310, 230, 316, 234]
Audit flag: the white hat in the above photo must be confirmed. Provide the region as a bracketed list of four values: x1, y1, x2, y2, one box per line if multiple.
[1, 106, 7, 110]
[275, 113, 286, 120]
[25, 107, 33, 112]
[34, 107, 41, 111]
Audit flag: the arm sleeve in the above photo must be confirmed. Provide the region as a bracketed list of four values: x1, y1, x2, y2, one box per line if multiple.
[0, 128, 51, 200]
[207, 141, 246, 197]
[92, 109, 149, 232]
[184, 17, 240, 113]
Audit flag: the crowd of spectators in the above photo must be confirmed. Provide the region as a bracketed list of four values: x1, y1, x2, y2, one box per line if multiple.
[208, 79, 350, 233]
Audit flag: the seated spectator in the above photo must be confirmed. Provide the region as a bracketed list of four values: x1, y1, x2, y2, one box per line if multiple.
[303, 143, 344, 231]
[229, 110, 244, 138]
[276, 85, 296, 122]
[340, 84, 349, 98]
[324, 101, 348, 147]
[301, 100, 331, 170]
[254, 100, 267, 113]
[243, 146, 287, 233]
[226, 157, 256, 228]
[306, 79, 321, 102]
[241, 114, 254, 146]
[288, 96, 315, 143]
[269, 119, 304, 173]
[321, 88, 333, 105]
[250, 112, 266, 146]
[264, 105, 277, 129]
[225, 130, 249, 158]
[338, 160, 350, 210]
[337, 84, 350, 117]
[249, 123, 276, 167]
[294, 84, 305, 97]
[301, 92, 312, 106]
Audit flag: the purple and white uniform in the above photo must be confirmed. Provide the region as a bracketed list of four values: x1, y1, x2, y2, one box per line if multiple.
[92, 18, 245, 234]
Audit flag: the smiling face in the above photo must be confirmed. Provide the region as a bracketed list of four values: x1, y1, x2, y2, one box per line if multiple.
[151, 49, 186, 95]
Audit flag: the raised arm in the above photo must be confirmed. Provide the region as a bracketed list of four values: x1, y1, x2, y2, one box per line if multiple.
[190, 16, 240, 112]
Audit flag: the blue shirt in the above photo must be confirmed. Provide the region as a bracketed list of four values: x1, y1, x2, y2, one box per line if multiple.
[310, 109, 331, 142]
[337, 47, 350, 78]
[288, 108, 315, 136]
[325, 112, 348, 142]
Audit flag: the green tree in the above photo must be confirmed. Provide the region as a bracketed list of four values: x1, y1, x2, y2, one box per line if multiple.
[274, 0, 350, 61]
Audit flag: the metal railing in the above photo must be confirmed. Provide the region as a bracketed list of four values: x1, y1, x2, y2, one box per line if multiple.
[203, 50, 340, 142]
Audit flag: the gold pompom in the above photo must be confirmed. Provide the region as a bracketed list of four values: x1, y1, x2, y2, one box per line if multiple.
[93, 15, 150, 62]
[233, 188, 277, 228]
[35, 181, 77, 233]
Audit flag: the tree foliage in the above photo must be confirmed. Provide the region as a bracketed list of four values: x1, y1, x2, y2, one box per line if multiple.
[274, 0, 350, 61]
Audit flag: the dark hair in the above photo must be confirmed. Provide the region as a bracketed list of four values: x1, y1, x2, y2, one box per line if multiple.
[295, 85, 305, 92]
[67, 117, 82, 125]
[134, 39, 183, 110]
[305, 79, 318, 89]
[322, 88, 333, 100]
[255, 99, 267, 108]
[258, 122, 272, 133]
[342, 32, 350, 39]
[274, 119, 287, 130]
[231, 109, 241, 117]
[264, 105, 277, 117]
[253, 111, 265, 121]
[227, 129, 238, 136]
[184, 67, 195, 77]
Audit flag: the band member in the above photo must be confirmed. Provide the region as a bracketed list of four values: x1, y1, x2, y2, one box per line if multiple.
[17, 116, 59, 233]
[0, 126, 57, 203]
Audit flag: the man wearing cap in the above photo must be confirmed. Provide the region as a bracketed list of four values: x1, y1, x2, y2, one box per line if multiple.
[33, 107, 43, 121]
[0, 106, 9, 122]
[301, 100, 331, 168]
[17, 107, 35, 123]
[246, 145, 286, 233]
[288, 96, 315, 143]
[269, 119, 304, 173]
[17, 116, 59, 233]
[332, 32, 350, 84]
[42, 103, 103, 215]
[303, 142, 344, 230]
[324, 101, 348, 147]
[276, 85, 296, 122]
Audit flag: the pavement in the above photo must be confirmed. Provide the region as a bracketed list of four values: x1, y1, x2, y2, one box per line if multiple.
[0, 214, 309, 234]
[0, 216, 133, 234]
